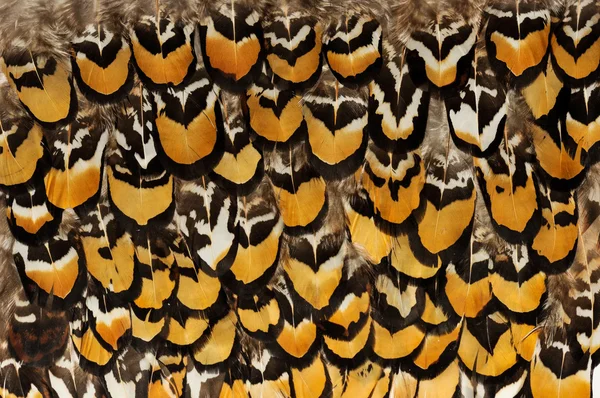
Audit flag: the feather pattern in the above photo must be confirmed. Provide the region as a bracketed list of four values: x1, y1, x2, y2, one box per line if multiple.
[0, 1, 599, 397]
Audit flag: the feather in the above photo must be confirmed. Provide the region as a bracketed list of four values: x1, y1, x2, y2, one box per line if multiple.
[236, 287, 283, 340]
[0, 117, 49, 192]
[491, 242, 547, 316]
[245, 348, 291, 397]
[130, 16, 196, 89]
[443, 198, 494, 318]
[84, 287, 132, 359]
[530, 337, 591, 397]
[199, 2, 264, 91]
[71, 301, 116, 372]
[368, 42, 430, 153]
[388, 368, 418, 397]
[529, 184, 579, 274]
[47, 356, 80, 398]
[343, 188, 393, 265]
[161, 238, 221, 347]
[12, 231, 86, 310]
[108, 86, 175, 228]
[270, 284, 320, 365]
[530, 93, 589, 189]
[521, 56, 566, 121]
[43, 110, 109, 212]
[71, 25, 135, 103]
[485, 0, 551, 83]
[551, 0, 600, 85]
[283, 201, 347, 312]
[405, 9, 476, 89]
[323, 14, 382, 88]
[223, 179, 283, 295]
[416, 96, 476, 262]
[246, 72, 307, 146]
[263, 10, 323, 90]
[79, 203, 140, 302]
[107, 150, 174, 229]
[151, 67, 224, 180]
[475, 98, 541, 243]
[321, 269, 372, 369]
[389, 360, 461, 398]
[266, 142, 328, 234]
[528, 163, 600, 395]
[370, 267, 425, 362]
[175, 178, 238, 277]
[218, 367, 246, 398]
[184, 366, 225, 398]
[210, 92, 264, 196]
[130, 235, 176, 345]
[445, 44, 508, 156]
[161, 300, 209, 348]
[113, 84, 160, 173]
[512, 319, 540, 362]
[327, 360, 389, 398]
[579, 165, 600, 360]
[567, 82, 600, 165]
[528, 167, 600, 396]
[457, 312, 520, 378]
[410, 292, 461, 375]
[191, 310, 238, 369]
[171, 236, 224, 314]
[359, 143, 425, 228]
[74, 371, 108, 398]
[147, 352, 188, 397]
[1, 50, 77, 128]
[290, 354, 331, 398]
[303, 68, 369, 181]
[390, 231, 441, 279]
[6, 187, 63, 245]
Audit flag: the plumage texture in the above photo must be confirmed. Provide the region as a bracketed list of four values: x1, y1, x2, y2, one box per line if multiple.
[0, 0, 599, 397]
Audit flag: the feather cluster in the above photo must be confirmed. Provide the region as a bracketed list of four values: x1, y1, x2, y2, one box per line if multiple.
[0, 0, 599, 397]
